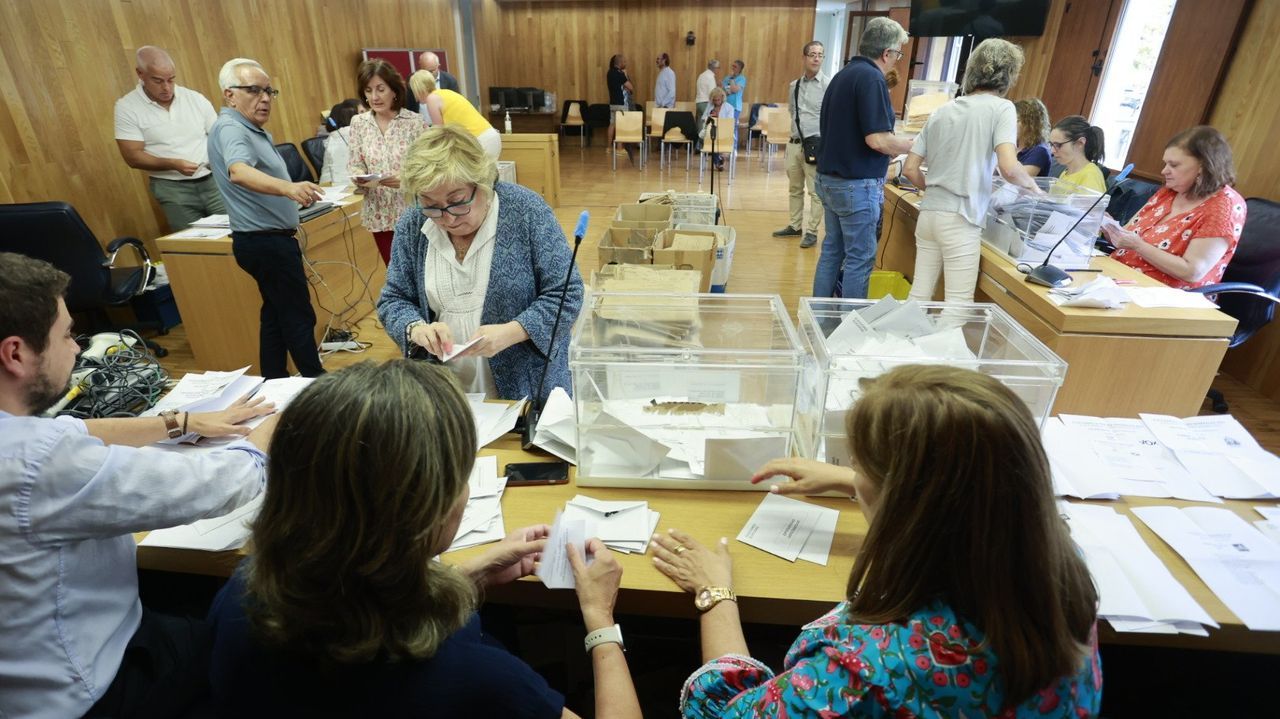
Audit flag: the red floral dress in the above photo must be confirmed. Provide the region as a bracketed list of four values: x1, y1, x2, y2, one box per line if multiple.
[1111, 186, 1246, 289]
[680, 600, 1102, 718]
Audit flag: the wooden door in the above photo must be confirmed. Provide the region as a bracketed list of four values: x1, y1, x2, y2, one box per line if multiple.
[888, 7, 921, 117]
[1038, 0, 1123, 120]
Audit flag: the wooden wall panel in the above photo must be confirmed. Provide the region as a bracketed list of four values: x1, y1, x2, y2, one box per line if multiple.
[1004, 0, 1067, 101]
[473, 0, 817, 112]
[0, 0, 458, 252]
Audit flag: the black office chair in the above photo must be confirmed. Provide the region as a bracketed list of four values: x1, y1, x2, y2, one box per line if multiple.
[1186, 197, 1280, 412]
[274, 142, 315, 183]
[585, 103, 612, 146]
[0, 201, 167, 356]
[1107, 176, 1162, 225]
[301, 137, 327, 180]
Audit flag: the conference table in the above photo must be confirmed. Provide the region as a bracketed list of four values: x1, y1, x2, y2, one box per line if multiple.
[136, 432, 1280, 656]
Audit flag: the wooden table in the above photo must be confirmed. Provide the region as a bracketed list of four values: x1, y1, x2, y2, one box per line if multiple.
[499, 133, 561, 208]
[156, 197, 386, 373]
[135, 434, 1280, 654]
[490, 109, 560, 134]
[878, 184, 1238, 417]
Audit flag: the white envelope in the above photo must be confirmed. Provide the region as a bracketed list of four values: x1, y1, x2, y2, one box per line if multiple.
[704, 436, 789, 482]
[533, 387, 577, 464]
[579, 412, 670, 476]
[564, 495, 650, 542]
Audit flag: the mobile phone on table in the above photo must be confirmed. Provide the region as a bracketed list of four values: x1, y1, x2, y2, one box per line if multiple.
[505, 461, 570, 486]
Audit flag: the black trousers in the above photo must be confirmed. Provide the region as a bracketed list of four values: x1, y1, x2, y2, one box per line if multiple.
[231, 230, 324, 379]
[85, 610, 211, 719]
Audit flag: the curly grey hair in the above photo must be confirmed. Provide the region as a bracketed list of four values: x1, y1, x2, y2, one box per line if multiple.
[962, 39, 1024, 96]
[859, 17, 908, 60]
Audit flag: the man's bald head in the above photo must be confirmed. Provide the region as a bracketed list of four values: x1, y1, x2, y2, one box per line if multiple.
[135, 45, 175, 73]
[419, 51, 441, 73]
[134, 46, 177, 106]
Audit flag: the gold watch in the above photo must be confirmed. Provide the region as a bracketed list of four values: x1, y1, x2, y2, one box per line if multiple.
[694, 586, 736, 612]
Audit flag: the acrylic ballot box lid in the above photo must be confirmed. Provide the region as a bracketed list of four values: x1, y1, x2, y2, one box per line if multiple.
[570, 292, 807, 490]
[797, 298, 1067, 464]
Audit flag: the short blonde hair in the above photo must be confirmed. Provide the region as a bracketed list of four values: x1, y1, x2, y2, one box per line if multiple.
[409, 69, 437, 100]
[402, 125, 497, 200]
[709, 87, 726, 102]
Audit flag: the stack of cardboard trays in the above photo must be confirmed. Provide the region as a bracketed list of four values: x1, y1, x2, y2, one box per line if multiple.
[598, 203, 720, 292]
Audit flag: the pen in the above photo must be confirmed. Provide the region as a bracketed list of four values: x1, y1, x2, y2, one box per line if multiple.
[1070, 269, 1103, 273]
[603, 510, 620, 518]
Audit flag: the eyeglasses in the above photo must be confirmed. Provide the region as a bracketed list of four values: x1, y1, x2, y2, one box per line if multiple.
[806, 52, 825, 59]
[888, 49, 904, 60]
[230, 85, 280, 98]
[1048, 140, 1069, 150]
[419, 185, 478, 219]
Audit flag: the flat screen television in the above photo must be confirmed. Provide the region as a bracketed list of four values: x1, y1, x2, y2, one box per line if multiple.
[909, 0, 1050, 38]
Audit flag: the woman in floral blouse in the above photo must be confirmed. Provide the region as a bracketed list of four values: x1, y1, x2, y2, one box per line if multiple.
[348, 59, 428, 264]
[1103, 125, 1246, 290]
[652, 365, 1103, 718]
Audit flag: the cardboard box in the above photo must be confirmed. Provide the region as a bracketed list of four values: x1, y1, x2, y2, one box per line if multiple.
[612, 204, 673, 231]
[597, 227, 659, 266]
[653, 230, 719, 291]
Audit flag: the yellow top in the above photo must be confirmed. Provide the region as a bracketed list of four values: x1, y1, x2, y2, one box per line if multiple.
[437, 89, 493, 138]
[1058, 163, 1107, 194]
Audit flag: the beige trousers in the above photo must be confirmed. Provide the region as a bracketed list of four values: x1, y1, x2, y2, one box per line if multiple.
[908, 210, 983, 303]
[785, 142, 822, 234]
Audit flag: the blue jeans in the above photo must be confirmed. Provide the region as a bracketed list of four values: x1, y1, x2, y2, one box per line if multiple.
[813, 175, 884, 299]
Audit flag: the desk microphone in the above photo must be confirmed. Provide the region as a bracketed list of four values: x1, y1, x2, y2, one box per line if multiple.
[1026, 163, 1133, 288]
[521, 210, 588, 450]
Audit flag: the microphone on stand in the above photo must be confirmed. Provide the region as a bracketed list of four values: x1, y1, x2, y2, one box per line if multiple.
[1025, 163, 1133, 288]
[521, 210, 589, 450]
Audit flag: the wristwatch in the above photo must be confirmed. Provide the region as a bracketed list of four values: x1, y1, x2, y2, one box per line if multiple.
[695, 586, 737, 612]
[583, 624, 625, 653]
[158, 409, 183, 439]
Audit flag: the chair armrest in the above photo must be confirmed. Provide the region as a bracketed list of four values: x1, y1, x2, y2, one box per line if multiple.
[104, 237, 154, 296]
[1186, 282, 1280, 304]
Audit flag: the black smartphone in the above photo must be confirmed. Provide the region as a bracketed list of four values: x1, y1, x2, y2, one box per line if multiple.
[505, 461, 570, 486]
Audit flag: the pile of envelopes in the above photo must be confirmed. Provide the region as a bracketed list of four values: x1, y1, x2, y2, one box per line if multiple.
[449, 456, 508, 550]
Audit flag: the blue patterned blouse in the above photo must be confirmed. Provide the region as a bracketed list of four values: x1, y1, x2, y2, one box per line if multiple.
[681, 599, 1102, 718]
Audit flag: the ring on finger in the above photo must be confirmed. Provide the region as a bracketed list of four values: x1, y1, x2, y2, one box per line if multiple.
[673, 544, 688, 555]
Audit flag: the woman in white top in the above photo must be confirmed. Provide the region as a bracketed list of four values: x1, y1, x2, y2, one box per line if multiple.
[319, 100, 357, 185]
[902, 39, 1040, 303]
[699, 87, 736, 171]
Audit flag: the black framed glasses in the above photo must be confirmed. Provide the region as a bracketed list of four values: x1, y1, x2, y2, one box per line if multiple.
[1049, 140, 1068, 150]
[230, 85, 280, 98]
[419, 185, 478, 219]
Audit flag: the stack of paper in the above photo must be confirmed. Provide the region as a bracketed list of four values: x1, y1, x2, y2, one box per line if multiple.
[561, 495, 660, 554]
[1126, 287, 1218, 309]
[1044, 413, 1280, 501]
[168, 227, 228, 239]
[449, 456, 508, 550]
[146, 367, 265, 443]
[532, 387, 577, 463]
[1255, 507, 1280, 546]
[1046, 276, 1130, 309]
[139, 495, 262, 552]
[1061, 503, 1215, 635]
[736, 493, 838, 565]
[189, 214, 230, 228]
[469, 397, 527, 449]
[1133, 506, 1280, 631]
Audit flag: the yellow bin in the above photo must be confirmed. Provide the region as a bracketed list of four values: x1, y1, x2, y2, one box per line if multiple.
[868, 270, 911, 299]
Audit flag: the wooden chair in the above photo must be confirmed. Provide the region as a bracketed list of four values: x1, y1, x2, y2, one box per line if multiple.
[762, 108, 792, 172]
[673, 101, 696, 115]
[647, 108, 668, 165]
[745, 103, 769, 156]
[559, 100, 587, 148]
[612, 110, 645, 170]
[699, 115, 738, 185]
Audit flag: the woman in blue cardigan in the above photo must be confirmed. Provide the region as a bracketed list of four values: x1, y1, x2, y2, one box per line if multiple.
[377, 125, 583, 403]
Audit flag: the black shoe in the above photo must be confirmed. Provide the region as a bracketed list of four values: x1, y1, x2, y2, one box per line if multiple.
[772, 226, 801, 237]
[800, 233, 818, 248]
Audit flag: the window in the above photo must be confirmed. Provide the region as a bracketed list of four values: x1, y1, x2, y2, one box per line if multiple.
[1090, 0, 1178, 166]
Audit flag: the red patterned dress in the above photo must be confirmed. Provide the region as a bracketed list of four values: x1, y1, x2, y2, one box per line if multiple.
[1111, 186, 1247, 289]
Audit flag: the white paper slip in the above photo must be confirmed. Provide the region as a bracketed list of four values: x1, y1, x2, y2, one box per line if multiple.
[536, 511, 593, 589]
[579, 413, 671, 477]
[607, 511, 662, 554]
[1140, 414, 1280, 499]
[471, 398, 527, 449]
[1058, 415, 1220, 503]
[564, 495, 650, 543]
[468, 456, 500, 498]
[1256, 507, 1280, 522]
[1254, 521, 1280, 548]
[189, 214, 230, 228]
[737, 493, 823, 562]
[1133, 506, 1280, 631]
[532, 387, 577, 464]
[242, 377, 314, 429]
[1042, 418, 1119, 500]
[168, 227, 228, 239]
[1125, 287, 1218, 309]
[795, 503, 839, 566]
[440, 336, 483, 362]
[704, 435, 789, 482]
[139, 494, 262, 551]
[450, 515, 506, 550]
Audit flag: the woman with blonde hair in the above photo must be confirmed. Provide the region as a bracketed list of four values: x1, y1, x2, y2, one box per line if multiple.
[903, 38, 1040, 303]
[207, 360, 642, 717]
[377, 125, 582, 403]
[348, 59, 428, 264]
[653, 364, 1102, 717]
[410, 70, 502, 159]
[1014, 97, 1052, 176]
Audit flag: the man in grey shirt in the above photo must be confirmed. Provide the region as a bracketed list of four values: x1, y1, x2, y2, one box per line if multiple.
[774, 41, 829, 249]
[207, 57, 325, 379]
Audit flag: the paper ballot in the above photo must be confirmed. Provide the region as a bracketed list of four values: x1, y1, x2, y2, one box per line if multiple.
[536, 511, 594, 589]
[737, 493, 836, 564]
[140, 494, 262, 552]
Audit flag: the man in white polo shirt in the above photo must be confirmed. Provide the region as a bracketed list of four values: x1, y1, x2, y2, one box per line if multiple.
[114, 46, 224, 231]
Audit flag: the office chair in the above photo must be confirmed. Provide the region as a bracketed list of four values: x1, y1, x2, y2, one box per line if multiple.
[1106, 176, 1162, 226]
[1186, 197, 1280, 412]
[301, 137, 327, 180]
[274, 142, 316, 183]
[0, 201, 168, 356]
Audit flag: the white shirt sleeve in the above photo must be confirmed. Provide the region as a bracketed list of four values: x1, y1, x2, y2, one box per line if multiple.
[19, 419, 266, 545]
[113, 97, 142, 142]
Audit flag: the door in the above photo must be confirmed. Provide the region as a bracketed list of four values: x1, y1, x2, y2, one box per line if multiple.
[1037, 0, 1123, 120]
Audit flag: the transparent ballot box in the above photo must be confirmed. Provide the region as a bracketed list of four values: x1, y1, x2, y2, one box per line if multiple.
[570, 293, 807, 490]
[901, 79, 959, 133]
[982, 175, 1109, 269]
[797, 298, 1067, 465]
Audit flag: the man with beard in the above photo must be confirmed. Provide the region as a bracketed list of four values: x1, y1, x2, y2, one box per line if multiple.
[0, 253, 278, 719]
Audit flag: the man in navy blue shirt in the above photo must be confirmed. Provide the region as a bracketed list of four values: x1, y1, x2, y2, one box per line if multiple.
[814, 18, 915, 298]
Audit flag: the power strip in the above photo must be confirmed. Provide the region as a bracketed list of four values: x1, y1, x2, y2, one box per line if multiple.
[320, 341, 362, 351]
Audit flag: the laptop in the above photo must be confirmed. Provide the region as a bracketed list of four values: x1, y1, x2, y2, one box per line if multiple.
[298, 201, 335, 222]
